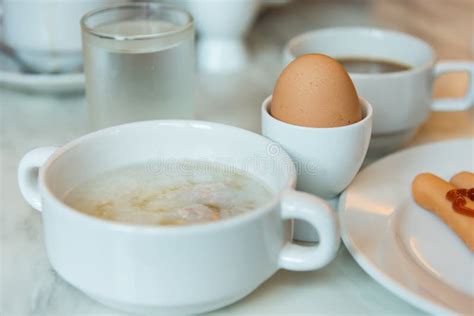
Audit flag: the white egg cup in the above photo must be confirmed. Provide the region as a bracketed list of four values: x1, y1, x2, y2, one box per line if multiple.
[261, 95, 373, 241]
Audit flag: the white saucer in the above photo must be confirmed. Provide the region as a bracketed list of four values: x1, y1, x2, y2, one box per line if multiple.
[0, 49, 84, 93]
[339, 138, 474, 315]
[367, 128, 417, 158]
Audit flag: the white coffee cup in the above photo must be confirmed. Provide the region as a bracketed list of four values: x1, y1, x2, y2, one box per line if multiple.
[17, 120, 340, 315]
[3, 0, 126, 73]
[283, 27, 474, 155]
[261, 96, 372, 241]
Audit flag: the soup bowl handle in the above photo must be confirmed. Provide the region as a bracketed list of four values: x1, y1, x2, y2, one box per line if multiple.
[18, 146, 58, 212]
[278, 189, 340, 271]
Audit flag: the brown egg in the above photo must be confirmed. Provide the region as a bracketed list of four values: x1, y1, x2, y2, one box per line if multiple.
[271, 54, 362, 128]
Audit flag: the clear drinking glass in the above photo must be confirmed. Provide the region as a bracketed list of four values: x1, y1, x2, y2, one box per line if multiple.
[81, 3, 194, 129]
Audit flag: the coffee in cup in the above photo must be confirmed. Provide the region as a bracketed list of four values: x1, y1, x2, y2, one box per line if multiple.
[337, 57, 411, 74]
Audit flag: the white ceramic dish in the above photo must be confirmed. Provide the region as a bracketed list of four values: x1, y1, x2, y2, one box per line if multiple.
[18, 120, 340, 315]
[283, 27, 474, 157]
[339, 138, 474, 315]
[262, 95, 372, 242]
[0, 0, 121, 93]
[0, 70, 84, 93]
[0, 48, 83, 93]
[2, 0, 126, 73]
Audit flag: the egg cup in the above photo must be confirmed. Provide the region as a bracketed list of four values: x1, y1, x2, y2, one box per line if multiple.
[261, 95, 373, 241]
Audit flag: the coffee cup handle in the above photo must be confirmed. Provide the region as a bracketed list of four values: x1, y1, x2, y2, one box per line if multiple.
[431, 61, 474, 111]
[278, 189, 340, 271]
[18, 147, 58, 212]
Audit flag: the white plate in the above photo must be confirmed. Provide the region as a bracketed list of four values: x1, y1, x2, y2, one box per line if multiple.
[339, 139, 474, 315]
[0, 52, 84, 93]
[0, 70, 84, 93]
[0, 33, 83, 93]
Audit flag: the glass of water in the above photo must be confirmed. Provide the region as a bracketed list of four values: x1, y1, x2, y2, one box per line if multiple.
[81, 3, 194, 129]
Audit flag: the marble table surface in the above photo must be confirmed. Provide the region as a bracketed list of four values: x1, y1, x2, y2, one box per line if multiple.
[1, 1, 473, 315]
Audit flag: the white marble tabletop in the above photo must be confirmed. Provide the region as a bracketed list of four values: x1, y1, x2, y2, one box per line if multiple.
[1, 1, 473, 315]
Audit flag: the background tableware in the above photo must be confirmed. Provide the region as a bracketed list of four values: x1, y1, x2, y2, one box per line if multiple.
[17, 120, 340, 315]
[283, 27, 474, 155]
[184, 0, 260, 73]
[339, 139, 474, 314]
[0, 70, 84, 94]
[81, 3, 195, 129]
[182, 0, 291, 73]
[0, 29, 84, 93]
[2, 0, 123, 73]
[262, 96, 372, 241]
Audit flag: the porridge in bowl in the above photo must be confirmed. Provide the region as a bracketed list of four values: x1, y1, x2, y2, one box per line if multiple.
[63, 160, 273, 226]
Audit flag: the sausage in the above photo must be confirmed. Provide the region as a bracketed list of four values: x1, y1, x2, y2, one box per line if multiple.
[412, 173, 474, 252]
[450, 171, 474, 188]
